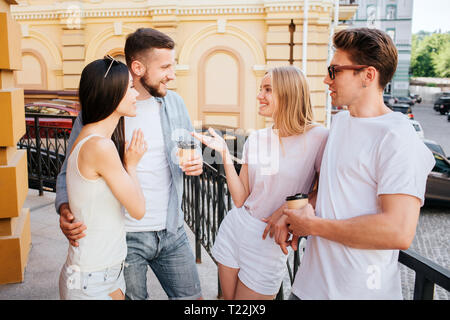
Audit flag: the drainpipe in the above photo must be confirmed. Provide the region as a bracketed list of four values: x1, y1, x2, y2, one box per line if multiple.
[325, 0, 339, 128]
[289, 19, 295, 65]
[303, 0, 309, 75]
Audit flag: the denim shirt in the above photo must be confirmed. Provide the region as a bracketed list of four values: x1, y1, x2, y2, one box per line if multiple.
[55, 90, 196, 235]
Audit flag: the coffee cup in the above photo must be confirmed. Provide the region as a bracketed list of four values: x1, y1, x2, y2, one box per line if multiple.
[286, 193, 308, 210]
[177, 141, 197, 166]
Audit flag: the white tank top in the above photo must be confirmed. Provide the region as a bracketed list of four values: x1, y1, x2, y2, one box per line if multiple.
[65, 134, 127, 272]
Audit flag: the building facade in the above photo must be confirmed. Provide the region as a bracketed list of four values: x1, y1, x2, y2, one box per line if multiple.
[11, 0, 357, 129]
[0, 0, 31, 285]
[346, 0, 413, 97]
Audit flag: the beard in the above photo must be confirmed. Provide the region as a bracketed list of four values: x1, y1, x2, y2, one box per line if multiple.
[140, 73, 166, 98]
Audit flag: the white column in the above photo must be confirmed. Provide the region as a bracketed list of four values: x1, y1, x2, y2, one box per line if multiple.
[302, 0, 309, 75]
[325, 0, 339, 129]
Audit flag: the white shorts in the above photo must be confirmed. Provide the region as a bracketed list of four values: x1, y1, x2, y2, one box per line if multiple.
[211, 206, 288, 295]
[59, 260, 126, 300]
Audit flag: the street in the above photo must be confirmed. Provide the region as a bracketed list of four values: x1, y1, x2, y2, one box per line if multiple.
[413, 102, 450, 156]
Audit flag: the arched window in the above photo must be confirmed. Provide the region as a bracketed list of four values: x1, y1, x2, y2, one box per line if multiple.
[198, 47, 244, 128]
[15, 50, 47, 90]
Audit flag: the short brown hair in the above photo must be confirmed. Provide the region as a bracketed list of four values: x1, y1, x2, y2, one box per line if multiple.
[333, 28, 398, 89]
[124, 28, 175, 67]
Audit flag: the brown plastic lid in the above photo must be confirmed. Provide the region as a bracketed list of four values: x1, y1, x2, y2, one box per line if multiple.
[286, 193, 308, 201]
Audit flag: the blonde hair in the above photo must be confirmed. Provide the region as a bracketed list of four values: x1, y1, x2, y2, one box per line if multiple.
[268, 66, 315, 137]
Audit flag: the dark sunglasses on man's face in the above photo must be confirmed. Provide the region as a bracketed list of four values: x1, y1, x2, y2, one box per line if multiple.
[104, 54, 119, 78]
[327, 65, 369, 80]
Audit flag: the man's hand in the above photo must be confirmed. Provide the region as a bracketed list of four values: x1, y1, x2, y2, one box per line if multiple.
[262, 204, 286, 240]
[59, 203, 86, 247]
[269, 215, 293, 255]
[180, 153, 203, 176]
[283, 203, 317, 237]
[262, 204, 299, 255]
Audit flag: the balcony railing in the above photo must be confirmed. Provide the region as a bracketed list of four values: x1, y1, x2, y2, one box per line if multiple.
[20, 114, 450, 300]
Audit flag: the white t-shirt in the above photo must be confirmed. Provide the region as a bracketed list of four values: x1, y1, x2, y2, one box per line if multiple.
[242, 126, 329, 220]
[123, 97, 172, 232]
[292, 110, 435, 300]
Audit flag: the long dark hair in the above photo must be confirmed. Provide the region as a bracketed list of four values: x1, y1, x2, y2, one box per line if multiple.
[78, 57, 129, 164]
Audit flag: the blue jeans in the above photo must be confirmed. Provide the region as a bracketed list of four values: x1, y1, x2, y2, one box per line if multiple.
[124, 226, 202, 300]
[59, 260, 125, 300]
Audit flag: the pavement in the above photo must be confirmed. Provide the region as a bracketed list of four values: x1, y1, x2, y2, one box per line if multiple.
[2, 188, 448, 300]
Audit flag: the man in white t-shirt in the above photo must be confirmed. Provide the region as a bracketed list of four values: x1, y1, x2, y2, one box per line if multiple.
[283, 28, 435, 300]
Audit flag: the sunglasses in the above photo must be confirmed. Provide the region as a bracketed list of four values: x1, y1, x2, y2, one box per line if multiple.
[327, 65, 369, 80]
[104, 54, 119, 78]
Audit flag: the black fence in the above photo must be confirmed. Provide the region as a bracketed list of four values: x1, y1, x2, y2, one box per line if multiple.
[21, 114, 450, 300]
[18, 113, 77, 195]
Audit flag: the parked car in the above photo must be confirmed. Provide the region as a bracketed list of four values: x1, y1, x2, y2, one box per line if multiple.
[25, 102, 78, 115]
[448, 112, 450, 122]
[25, 102, 79, 138]
[410, 120, 424, 139]
[423, 141, 450, 204]
[423, 139, 447, 159]
[433, 96, 450, 115]
[331, 105, 348, 112]
[433, 92, 450, 109]
[49, 99, 80, 109]
[409, 94, 422, 104]
[390, 103, 414, 120]
[396, 96, 415, 106]
[383, 94, 398, 107]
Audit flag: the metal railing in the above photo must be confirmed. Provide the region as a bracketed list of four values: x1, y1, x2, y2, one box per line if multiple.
[21, 115, 450, 300]
[18, 113, 77, 195]
[399, 249, 450, 300]
[183, 161, 241, 261]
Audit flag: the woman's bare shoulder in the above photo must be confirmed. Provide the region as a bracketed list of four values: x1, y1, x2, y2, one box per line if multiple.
[79, 136, 119, 163]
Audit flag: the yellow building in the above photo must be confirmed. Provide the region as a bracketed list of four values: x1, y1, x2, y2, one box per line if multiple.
[0, 0, 31, 285]
[11, 0, 357, 130]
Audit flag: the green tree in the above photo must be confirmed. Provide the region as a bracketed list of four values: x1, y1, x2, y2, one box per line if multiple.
[411, 32, 450, 77]
[434, 45, 450, 78]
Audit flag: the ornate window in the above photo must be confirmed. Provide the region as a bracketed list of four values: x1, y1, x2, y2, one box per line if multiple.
[386, 28, 396, 42]
[386, 5, 397, 20]
[366, 5, 377, 26]
[15, 50, 47, 90]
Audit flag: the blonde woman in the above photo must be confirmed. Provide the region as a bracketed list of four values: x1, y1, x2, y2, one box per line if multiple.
[192, 66, 329, 300]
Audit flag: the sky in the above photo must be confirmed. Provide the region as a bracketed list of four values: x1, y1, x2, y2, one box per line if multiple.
[412, 0, 450, 33]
